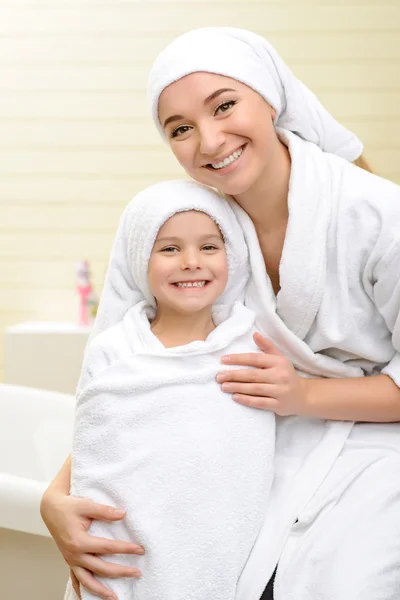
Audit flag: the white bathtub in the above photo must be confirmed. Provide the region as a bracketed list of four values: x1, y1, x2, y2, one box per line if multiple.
[0, 383, 75, 599]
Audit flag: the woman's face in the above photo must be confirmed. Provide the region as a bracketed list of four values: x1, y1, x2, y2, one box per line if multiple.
[158, 73, 280, 197]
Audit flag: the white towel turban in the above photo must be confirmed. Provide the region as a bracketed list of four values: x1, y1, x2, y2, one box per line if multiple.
[124, 179, 249, 309]
[148, 27, 363, 161]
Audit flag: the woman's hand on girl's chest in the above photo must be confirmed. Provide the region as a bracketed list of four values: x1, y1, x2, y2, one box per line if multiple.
[216, 332, 309, 416]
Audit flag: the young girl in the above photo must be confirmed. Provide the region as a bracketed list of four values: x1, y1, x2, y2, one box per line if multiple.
[42, 28, 400, 600]
[67, 180, 276, 600]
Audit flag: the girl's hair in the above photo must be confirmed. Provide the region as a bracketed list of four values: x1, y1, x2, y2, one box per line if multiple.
[353, 154, 373, 173]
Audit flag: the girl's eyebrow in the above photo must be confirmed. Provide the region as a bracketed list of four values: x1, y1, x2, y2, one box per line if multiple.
[155, 234, 222, 244]
[162, 88, 236, 128]
[154, 236, 180, 243]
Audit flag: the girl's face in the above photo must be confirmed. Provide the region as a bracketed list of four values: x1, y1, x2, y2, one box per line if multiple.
[158, 72, 280, 197]
[148, 210, 228, 315]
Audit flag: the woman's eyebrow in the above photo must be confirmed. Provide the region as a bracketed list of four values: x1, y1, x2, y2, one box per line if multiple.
[204, 88, 236, 104]
[163, 114, 184, 128]
[162, 88, 236, 128]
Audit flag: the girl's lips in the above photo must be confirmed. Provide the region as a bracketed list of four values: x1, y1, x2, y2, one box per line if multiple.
[205, 144, 246, 175]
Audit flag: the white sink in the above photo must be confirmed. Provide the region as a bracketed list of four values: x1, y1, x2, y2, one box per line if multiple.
[0, 383, 75, 537]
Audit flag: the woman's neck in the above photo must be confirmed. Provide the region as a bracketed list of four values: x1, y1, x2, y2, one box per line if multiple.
[233, 138, 291, 235]
[150, 307, 215, 348]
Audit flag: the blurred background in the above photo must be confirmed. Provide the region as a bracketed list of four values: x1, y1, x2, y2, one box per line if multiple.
[1, 0, 400, 381]
[0, 2, 399, 597]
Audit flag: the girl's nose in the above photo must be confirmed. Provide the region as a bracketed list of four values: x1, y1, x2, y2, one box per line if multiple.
[181, 250, 201, 270]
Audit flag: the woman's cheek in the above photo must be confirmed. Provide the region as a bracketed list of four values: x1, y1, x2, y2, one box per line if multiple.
[171, 143, 192, 171]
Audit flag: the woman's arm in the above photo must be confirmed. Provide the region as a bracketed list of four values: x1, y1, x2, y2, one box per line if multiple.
[42, 454, 72, 495]
[216, 333, 400, 422]
[40, 455, 144, 600]
[304, 374, 400, 422]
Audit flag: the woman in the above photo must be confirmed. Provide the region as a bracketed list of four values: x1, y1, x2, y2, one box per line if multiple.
[41, 28, 400, 600]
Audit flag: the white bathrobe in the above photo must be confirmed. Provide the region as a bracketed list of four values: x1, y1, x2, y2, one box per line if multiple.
[68, 183, 276, 600]
[75, 132, 400, 600]
[234, 130, 400, 600]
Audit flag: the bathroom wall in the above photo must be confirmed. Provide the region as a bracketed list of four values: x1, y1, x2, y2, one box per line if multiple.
[1, 0, 399, 379]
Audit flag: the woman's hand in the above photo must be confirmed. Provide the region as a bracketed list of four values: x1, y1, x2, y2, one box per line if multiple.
[70, 568, 82, 599]
[40, 489, 144, 600]
[216, 332, 309, 416]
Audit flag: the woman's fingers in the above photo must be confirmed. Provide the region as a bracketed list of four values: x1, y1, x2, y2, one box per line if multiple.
[217, 368, 269, 384]
[221, 352, 275, 368]
[221, 334, 284, 368]
[81, 499, 126, 521]
[70, 569, 82, 600]
[232, 394, 280, 410]
[252, 332, 282, 355]
[78, 554, 141, 579]
[221, 381, 277, 397]
[85, 536, 145, 557]
[71, 566, 117, 600]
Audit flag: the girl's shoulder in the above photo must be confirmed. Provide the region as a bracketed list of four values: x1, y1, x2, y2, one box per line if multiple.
[77, 321, 134, 393]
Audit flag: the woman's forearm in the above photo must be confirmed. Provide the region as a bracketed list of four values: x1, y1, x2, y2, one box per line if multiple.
[305, 374, 400, 422]
[43, 455, 71, 496]
[40, 454, 71, 525]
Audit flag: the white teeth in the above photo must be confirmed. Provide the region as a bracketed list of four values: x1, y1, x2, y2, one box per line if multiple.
[211, 147, 243, 170]
[175, 281, 206, 288]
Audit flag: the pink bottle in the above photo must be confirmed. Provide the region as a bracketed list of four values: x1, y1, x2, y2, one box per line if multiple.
[76, 260, 93, 326]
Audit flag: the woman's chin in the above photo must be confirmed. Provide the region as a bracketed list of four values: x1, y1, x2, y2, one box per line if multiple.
[214, 179, 253, 197]
[194, 171, 252, 197]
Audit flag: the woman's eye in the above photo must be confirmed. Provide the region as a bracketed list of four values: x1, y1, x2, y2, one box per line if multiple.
[215, 100, 236, 115]
[171, 125, 191, 138]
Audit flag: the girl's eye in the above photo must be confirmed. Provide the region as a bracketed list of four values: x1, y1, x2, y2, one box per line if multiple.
[171, 125, 192, 139]
[215, 100, 236, 115]
[202, 245, 219, 251]
[161, 246, 179, 253]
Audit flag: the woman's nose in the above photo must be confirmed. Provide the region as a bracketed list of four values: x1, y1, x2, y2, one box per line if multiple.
[198, 123, 225, 157]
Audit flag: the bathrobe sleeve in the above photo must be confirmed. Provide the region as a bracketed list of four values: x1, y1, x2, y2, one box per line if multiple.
[372, 237, 400, 387]
[360, 173, 400, 387]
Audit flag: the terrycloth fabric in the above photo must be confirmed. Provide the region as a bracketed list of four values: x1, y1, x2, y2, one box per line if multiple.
[69, 181, 276, 600]
[89, 180, 248, 342]
[84, 134, 400, 599]
[124, 179, 249, 309]
[233, 130, 400, 600]
[72, 301, 274, 600]
[147, 27, 363, 162]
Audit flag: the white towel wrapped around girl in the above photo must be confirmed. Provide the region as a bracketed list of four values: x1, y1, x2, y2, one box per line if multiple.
[69, 180, 276, 600]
